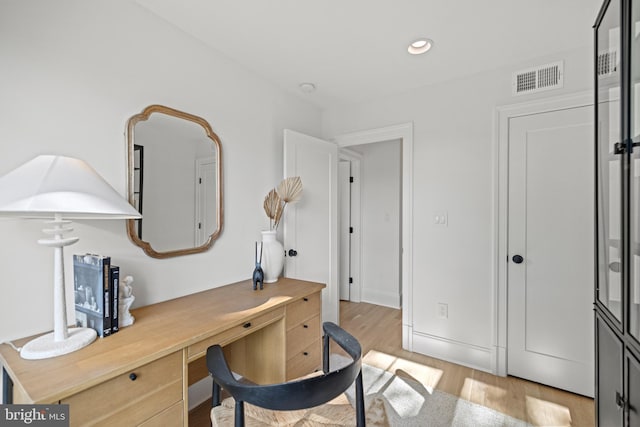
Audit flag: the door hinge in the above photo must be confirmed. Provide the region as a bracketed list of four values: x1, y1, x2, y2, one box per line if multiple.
[198, 222, 202, 229]
[350, 176, 354, 183]
[199, 177, 202, 184]
[349, 277, 353, 284]
[349, 227, 354, 234]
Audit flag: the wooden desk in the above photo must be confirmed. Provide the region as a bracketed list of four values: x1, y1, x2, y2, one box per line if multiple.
[0, 278, 325, 426]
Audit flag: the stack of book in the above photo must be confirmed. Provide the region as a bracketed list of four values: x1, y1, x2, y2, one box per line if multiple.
[73, 254, 120, 337]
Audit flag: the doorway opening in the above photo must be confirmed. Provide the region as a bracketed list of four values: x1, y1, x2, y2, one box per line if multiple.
[339, 140, 402, 308]
[333, 122, 414, 350]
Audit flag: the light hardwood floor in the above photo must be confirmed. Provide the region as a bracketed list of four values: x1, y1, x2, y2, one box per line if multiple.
[190, 301, 595, 426]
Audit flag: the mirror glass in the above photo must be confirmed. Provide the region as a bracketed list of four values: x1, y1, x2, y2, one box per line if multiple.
[126, 105, 223, 258]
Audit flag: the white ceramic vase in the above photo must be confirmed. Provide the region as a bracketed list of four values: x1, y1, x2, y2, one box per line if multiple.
[261, 230, 284, 283]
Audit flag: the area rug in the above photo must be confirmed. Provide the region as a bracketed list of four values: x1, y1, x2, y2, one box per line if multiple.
[338, 351, 534, 427]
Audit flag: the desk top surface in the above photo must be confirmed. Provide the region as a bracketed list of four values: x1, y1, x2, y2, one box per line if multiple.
[0, 278, 325, 403]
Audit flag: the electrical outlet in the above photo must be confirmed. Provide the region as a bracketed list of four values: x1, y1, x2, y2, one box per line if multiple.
[437, 303, 448, 319]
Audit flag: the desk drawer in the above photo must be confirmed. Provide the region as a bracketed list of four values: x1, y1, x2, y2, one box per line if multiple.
[286, 314, 320, 358]
[287, 339, 321, 380]
[188, 307, 284, 361]
[63, 351, 182, 426]
[286, 292, 321, 330]
[139, 400, 184, 427]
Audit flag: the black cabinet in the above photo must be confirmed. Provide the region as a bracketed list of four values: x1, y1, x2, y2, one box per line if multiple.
[627, 353, 640, 423]
[596, 314, 624, 425]
[594, 0, 640, 425]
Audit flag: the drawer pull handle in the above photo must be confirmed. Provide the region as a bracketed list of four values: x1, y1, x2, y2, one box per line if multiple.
[303, 352, 309, 356]
[129, 373, 137, 381]
[303, 324, 308, 328]
[243, 322, 252, 329]
[303, 297, 309, 302]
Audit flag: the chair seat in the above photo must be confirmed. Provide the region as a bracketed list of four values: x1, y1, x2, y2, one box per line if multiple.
[211, 393, 357, 426]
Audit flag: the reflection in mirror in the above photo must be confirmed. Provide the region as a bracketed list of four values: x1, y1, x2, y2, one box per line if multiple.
[126, 105, 223, 258]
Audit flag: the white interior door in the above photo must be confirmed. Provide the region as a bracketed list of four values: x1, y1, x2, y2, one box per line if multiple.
[507, 104, 594, 397]
[195, 157, 216, 246]
[283, 129, 339, 324]
[339, 160, 351, 301]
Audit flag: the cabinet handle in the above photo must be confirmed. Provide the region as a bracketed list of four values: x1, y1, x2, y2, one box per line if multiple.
[303, 297, 308, 302]
[303, 324, 308, 328]
[303, 352, 309, 356]
[616, 391, 625, 410]
[129, 373, 137, 381]
[243, 322, 252, 329]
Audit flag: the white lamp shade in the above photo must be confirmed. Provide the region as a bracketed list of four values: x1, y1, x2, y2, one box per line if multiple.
[0, 155, 141, 219]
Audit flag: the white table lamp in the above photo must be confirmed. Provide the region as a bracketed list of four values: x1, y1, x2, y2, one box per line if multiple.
[0, 155, 141, 359]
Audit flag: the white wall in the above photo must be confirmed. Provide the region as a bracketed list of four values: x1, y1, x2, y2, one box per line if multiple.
[322, 47, 593, 371]
[0, 0, 321, 351]
[356, 140, 401, 308]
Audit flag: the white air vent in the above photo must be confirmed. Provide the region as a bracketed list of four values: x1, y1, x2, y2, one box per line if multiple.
[597, 50, 619, 77]
[512, 61, 564, 95]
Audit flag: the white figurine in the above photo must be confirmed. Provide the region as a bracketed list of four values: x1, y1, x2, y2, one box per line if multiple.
[119, 275, 135, 327]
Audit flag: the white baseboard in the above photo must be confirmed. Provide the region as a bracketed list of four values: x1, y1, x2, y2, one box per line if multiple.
[188, 377, 212, 411]
[494, 345, 507, 376]
[361, 288, 400, 309]
[402, 323, 413, 351]
[411, 331, 495, 373]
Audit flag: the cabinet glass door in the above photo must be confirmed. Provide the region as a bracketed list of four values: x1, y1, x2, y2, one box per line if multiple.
[596, 0, 623, 322]
[630, 0, 640, 339]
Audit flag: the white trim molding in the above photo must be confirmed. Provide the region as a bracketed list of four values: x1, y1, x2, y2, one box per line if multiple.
[362, 287, 401, 309]
[333, 122, 414, 350]
[412, 331, 495, 373]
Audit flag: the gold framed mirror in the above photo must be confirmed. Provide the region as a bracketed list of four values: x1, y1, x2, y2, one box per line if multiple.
[126, 105, 223, 258]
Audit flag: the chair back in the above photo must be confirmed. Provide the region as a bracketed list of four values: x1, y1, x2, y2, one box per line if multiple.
[207, 321, 365, 425]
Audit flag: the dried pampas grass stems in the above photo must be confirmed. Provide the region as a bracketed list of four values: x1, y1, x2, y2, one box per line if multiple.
[263, 189, 282, 230]
[263, 176, 303, 231]
[277, 176, 303, 203]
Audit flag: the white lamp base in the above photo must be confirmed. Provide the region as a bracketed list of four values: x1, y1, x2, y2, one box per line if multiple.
[20, 327, 97, 360]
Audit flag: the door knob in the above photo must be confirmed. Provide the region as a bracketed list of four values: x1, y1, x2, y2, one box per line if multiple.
[512, 255, 524, 264]
[616, 391, 625, 410]
[288, 249, 298, 257]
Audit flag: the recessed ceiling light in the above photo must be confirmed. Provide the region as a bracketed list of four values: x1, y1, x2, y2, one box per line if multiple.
[408, 38, 433, 55]
[298, 82, 316, 93]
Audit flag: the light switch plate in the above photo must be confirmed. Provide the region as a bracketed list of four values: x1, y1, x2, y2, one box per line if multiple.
[437, 303, 448, 319]
[434, 211, 448, 226]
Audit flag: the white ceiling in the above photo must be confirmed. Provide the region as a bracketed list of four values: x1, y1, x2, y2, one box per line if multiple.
[135, 0, 603, 110]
